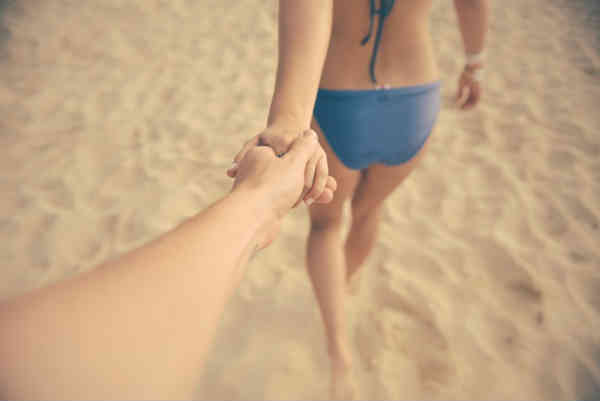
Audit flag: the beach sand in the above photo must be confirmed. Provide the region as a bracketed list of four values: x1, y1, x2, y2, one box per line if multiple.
[1, 0, 599, 399]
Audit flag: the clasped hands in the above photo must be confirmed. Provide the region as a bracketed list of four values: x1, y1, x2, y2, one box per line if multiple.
[226, 128, 336, 248]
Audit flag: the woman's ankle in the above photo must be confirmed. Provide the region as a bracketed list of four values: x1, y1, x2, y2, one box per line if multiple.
[328, 341, 352, 368]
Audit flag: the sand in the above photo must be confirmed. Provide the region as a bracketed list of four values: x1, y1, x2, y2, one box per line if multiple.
[1, 0, 599, 399]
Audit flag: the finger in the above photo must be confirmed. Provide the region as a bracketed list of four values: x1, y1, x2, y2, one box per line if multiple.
[462, 83, 480, 110]
[456, 76, 468, 102]
[456, 88, 466, 108]
[292, 187, 310, 209]
[458, 84, 470, 108]
[233, 136, 259, 164]
[469, 83, 481, 108]
[285, 129, 318, 165]
[303, 154, 319, 199]
[226, 164, 238, 178]
[456, 82, 464, 102]
[326, 175, 337, 192]
[314, 188, 334, 204]
[314, 176, 337, 204]
[462, 96, 476, 110]
[305, 154, 327, 204]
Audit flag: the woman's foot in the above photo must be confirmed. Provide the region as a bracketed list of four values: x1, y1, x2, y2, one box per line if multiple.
[330, 353, 358, 400]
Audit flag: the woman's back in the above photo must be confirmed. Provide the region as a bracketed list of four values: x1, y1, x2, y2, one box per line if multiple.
[321, 0, 438, 89]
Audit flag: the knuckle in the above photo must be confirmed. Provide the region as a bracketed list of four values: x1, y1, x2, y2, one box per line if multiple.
[305, 129, 317, 139]
[271, 137, 285, 149]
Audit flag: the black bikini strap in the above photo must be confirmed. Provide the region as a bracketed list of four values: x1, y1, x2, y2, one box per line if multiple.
[361, 0, 377, 46]
[361, 0, 396, 84]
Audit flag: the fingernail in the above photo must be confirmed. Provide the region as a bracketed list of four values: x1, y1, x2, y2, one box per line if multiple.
[230, 162, 238, 170]
[304, 130, 316, 138]
[305, 198, 314, 206]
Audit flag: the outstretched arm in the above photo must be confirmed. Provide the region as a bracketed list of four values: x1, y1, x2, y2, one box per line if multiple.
[0, 192, 273, 400]
[0, 131, 335, 400]
[454, 0, 490, 109]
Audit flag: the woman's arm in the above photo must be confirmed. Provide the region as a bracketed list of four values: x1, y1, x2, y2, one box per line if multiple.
[268, 0, 334, 129]
[232, 0, 333, 204]
[453, 0, 490, 109]
[453, 0, 489, 55]
[0, 131, 334, 400]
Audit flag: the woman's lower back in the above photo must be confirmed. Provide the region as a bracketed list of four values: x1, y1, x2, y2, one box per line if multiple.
[320, 0, 439, 89]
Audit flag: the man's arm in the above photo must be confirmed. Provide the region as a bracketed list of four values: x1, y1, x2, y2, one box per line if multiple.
[453, 0, 489, 55]
[0, 131, 334, 400]
[0, 190, 272, 400]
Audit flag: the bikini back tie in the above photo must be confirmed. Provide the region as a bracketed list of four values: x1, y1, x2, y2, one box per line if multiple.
[361, 0, 396, 84]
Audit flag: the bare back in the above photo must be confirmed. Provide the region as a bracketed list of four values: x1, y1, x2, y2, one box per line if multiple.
[320, 0, 438, 89]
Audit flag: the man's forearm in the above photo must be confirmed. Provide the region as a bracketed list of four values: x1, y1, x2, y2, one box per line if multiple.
[267, 0, 333, 128]
[454, 0, 489, 54]
[0, 189, 271, 400]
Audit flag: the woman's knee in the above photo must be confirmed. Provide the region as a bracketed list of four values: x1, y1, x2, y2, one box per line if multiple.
[310, 211, 344, 232]
[350, 196, 382, 222]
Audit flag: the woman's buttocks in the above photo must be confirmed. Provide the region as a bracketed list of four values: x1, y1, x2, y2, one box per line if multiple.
[320, 0, 438, 90]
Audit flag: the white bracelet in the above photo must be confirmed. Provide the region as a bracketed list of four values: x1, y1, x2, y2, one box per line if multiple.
[466, 51, 485, 66]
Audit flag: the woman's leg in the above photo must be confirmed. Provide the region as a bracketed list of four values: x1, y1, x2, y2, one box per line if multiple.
[345, 137, 432, 281]
[307, 119, 360, 398]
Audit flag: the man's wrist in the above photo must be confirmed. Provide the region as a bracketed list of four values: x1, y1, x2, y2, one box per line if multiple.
[228, 186, 278, 231]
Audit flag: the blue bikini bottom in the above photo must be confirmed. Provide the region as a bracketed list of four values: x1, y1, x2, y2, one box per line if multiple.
[313, 81, 441, 170]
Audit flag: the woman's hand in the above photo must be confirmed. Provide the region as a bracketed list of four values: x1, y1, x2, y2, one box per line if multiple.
[228, 124, 330, 206]
[456, 63, 483, 110]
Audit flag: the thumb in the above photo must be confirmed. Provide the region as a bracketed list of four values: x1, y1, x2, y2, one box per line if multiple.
[284, 129, 318, 164]
[456, 81, 465, 102]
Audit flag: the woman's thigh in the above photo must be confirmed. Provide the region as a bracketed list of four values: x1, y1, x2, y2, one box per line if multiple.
[351, 132, 433, 216]
[308, 118, 361, 226]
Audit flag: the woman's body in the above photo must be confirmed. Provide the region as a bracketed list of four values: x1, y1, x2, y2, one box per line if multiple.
[233, 0, 488, 397]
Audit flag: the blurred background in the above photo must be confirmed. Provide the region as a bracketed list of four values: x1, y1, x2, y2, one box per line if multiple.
[0, 0, 598, 399]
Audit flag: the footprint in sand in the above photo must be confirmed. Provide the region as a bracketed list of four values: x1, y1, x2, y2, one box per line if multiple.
[26, 213, 56, 270]
[558, 193, 600, 232]
[116, 210, 153, 250]
[565, 270, 600, 320]
[532, 190, 570, 238]
[356, 279, 454, 396]
[37, 178, 75, 211]
[547, 148, 577, 171]
[467, 235, 545, 328]
[465, 306, 523, 363]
